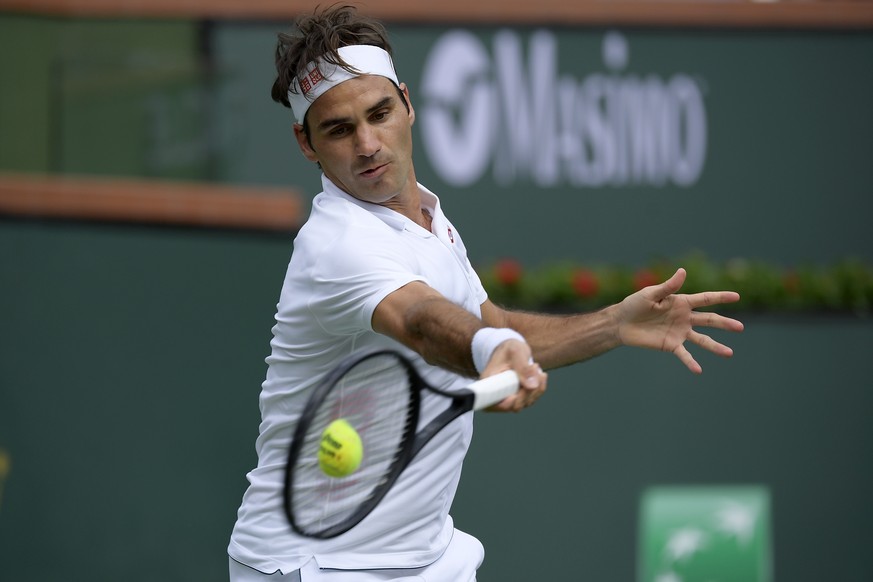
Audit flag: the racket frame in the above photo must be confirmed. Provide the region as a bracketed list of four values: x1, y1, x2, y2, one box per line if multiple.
[283, 349, 518, 539]
[284, 350, 421, 539]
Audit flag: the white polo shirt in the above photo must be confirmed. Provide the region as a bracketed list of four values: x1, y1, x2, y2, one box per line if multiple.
[228, 175, 488, 574]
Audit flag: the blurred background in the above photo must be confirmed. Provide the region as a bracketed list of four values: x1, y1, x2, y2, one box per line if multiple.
[1, 1, 872, 580]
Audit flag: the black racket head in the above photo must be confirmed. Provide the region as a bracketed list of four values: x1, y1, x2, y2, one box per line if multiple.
[284, 349, 422, 539]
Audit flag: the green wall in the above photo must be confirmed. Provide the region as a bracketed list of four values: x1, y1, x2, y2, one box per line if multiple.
[1, 219, 871, 580]
[0, 221, 284, 579]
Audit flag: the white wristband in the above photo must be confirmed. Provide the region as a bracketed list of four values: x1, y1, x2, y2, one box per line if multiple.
[471, 327, 526, 374]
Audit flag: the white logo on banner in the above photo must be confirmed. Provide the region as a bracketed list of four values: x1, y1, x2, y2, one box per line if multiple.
[420, 30, 708, 188]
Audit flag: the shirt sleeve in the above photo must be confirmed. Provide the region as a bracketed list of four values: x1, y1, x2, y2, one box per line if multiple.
[306, 228, 426, 336]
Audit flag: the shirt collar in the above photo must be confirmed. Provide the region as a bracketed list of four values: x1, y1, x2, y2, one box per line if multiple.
[320, 174, 441, 234]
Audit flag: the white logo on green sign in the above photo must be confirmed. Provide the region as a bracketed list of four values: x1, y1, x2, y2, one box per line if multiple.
[639, 486, 772, 582]
[420, 30, 708, 189]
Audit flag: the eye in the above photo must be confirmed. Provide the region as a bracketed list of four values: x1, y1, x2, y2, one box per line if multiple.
[372, 109, 390, 122]
[329, 125, 349, 137]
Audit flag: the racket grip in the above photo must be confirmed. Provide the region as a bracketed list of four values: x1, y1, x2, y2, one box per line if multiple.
[471, 370, 520, 410]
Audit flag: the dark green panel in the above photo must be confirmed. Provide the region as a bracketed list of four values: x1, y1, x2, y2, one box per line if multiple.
[55, 19, 206, 178]
[0, 15, 205, 178]
[0, 16, 58, 172]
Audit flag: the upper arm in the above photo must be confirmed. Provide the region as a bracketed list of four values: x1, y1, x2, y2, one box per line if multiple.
[371, 281, 446, 343]
[372, 281, 484, 375]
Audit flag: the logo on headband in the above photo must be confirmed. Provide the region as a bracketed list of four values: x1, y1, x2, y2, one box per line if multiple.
[299, 67, 324, 95]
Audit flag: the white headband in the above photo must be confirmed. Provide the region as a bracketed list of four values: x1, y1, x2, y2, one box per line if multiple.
[288, 45, 399, 125]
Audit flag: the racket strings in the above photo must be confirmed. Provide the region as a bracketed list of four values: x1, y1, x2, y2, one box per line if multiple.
[289, 353, 416, 535]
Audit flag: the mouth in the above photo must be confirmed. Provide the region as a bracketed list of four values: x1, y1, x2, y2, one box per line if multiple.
[358, 163, 388, 180]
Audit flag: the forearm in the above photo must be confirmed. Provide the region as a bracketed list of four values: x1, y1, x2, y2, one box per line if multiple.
[489, 304, 623, 370]
[373, 283, 547, 411]
[374, 282, 620, 376]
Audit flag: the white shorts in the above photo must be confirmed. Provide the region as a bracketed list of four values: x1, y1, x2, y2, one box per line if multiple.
[229, 529, 484, 582]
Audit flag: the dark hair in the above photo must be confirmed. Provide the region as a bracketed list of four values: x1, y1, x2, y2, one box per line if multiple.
[271, 5, 394, 111]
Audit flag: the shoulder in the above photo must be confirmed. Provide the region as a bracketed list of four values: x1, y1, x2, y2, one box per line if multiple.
[293, 194, 416, 276]
[296, 193, 389, 247]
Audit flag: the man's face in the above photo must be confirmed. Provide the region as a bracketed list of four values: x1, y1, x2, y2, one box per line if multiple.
[295, 75, 416, 206]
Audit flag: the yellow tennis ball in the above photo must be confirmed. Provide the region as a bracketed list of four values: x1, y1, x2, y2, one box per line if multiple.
[318, 419, 363, 478]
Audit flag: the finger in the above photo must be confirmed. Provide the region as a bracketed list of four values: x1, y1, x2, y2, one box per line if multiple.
[691, 311, 745, 332]
[688, 330, 734, 358]
[686, 291, 741, 310]
[487, 392, 536, 413]
[673, 344, 702, 375]
[488, 369, 547, 412]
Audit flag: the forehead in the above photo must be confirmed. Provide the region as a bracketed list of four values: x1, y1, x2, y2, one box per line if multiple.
[306, 75, 398, 124]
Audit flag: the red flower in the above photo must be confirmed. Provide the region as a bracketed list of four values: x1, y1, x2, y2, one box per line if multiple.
[495, 259, 523, 286]
[783, 271, 801, 295]
[571, 269, 599, 298]
[633, 269, 659, 291]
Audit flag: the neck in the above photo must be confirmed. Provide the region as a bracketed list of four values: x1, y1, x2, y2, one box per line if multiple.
[419, 207, 434, 232]
[374, 169, 427, 228]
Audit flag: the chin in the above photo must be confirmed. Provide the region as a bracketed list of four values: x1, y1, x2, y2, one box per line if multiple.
[364, 191, 400, 204]
[358, 181, 404, 204]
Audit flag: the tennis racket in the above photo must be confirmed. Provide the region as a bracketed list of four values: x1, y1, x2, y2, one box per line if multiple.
[283, 348, 519, 539]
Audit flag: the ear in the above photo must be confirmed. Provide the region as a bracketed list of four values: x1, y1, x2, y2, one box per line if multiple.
[399, 82, 415, 126]
[294, 123, 319, 163]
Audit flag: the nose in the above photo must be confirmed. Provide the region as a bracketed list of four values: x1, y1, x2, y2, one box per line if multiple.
[354, 124, 381, 158]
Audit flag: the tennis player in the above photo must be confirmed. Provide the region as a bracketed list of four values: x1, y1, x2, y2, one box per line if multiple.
[228, 5, 743, 580]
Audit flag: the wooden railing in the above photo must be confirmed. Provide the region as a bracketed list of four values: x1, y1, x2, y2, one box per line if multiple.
[0, 172, 304, 232]
[2, 0, 873, 29]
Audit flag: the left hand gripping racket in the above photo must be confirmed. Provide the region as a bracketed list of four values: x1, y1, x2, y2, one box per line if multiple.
[284, 349, 519, 539]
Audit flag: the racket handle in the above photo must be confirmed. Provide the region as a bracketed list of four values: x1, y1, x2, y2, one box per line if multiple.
[470, 370, 520, 410]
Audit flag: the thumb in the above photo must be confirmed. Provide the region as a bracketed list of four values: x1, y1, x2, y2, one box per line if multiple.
[650, 267, 686, 301]
[520, 361, 544, 389]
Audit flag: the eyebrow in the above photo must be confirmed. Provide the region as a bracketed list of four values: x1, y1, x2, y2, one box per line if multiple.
[316, 95, 395, 132]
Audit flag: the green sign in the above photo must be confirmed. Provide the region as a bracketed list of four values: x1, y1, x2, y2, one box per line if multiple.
[639, 486, 772, 582]
[208, 24, 873, 266]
